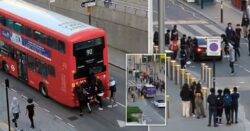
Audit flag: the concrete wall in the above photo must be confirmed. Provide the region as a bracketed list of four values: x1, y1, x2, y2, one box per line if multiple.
[27, 0, 148, 53]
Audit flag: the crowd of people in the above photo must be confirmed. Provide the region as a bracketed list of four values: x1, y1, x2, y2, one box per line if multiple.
[180, 82, 240, 127]
[153, 12, 250, 75]
[75, 73, 117, 116]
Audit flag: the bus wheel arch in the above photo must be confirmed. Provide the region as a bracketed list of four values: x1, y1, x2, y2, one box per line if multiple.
[39, 82, 48, 97]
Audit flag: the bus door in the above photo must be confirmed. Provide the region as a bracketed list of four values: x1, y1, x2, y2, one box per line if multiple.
[18, 51, 28, 81]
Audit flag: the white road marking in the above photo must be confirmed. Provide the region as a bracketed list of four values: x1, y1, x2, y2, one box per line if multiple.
[116, 102, 126, 108]
[189, 25, 211, 36]
[43, 108, 50, 113]
[21, 95, 27, 99]
[55, 115, 63, 120]
[67, 123, 75, 128]
[10, 88, 17, 92]
[239, 81, 245, 84]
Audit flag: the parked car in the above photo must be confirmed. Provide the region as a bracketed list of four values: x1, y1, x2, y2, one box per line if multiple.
[142, 84, 156, 98]
[192, 36, 222, 61]
[153, 99, 165, 108]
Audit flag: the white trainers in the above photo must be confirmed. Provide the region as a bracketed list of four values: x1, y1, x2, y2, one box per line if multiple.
[98, 107, 104, 111]
[107, 105, 113, 108]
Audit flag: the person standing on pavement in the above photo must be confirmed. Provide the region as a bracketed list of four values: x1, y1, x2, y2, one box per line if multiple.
[108, 78, 118, 108]
[241, 13, 249, 38]
[223, 88, 232, 125]
[165, 29, 170, 46]
[221, 34, 230, 57]
[229, 44, 236, 75]
[216, 89, 224, 124]
[225, 23, 236, 43]
[153, 31, 159, 46]
[180, 34, 186, 49]
[11, 97, 20, 128]
[195, 86, 206, 119]
[231, 87, 240, 124]
[179, 47, 187, 69]
[180, 83, 192, 118]
[207, 88, 218, 127]
[186, 36, 192, 60]
[94, 76, 105, 111]
[171, 25, 179, 43]
[26, 98, 35, 129]
[234, 24, 241, 61]
[190, 82, 196, 117]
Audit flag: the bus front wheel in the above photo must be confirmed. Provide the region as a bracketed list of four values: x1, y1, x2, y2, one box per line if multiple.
[39, 83, 48, 97]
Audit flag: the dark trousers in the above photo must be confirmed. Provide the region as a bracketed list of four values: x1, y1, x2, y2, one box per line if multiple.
[180, 60, 186, 69]
[28, 114, 34, 128]
[12, 113, 19, 127]
[234, 47, 240, 60]
[208, 108, 217, 126]
[172, 52, 177, 60]
[96, 95, 103, 108]
[230, 62, 234, 73]
[216, 108, 223, 123]
[191, 99, 195, 114]
[231, 105, 238, 123]
[225, 106, 231, 123]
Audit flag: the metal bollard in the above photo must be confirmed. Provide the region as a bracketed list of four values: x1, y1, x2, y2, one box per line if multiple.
[201, 63, 206, 82]
[175, 65, 180, 85]
[191, 77, 196, 84]
[202, 86, 208, 109]
[166, 57, 171, 77]
[207, 68, 212, 89]
[180, 69, 186, 88]
[189, 75, 194, 86]
[170, 60, 176, 80]
[185, 72, 191, 85]
[204, 65, 208, 83]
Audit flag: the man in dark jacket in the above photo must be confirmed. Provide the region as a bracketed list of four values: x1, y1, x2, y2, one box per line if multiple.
[153, 31, 159, 46]
[171, 25, 179, 42]
[231, 87, 240, 123]
[225, 23, 236, 43]
[224, 88, 232, 125]
[241, 13, 249, 38]
[216, 89, 224, 124]
[180, 34, 186, 49]
[207, 88, 218, 127]
[165, 29, 170, 46]
[179, 48, 187, 69]
[180, 83, 192, 118]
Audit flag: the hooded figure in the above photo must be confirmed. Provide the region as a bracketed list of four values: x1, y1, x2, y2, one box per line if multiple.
[11, 97, 20, 127]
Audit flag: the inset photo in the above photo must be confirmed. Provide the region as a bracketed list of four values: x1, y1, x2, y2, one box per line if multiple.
[126, 54, 166, 126]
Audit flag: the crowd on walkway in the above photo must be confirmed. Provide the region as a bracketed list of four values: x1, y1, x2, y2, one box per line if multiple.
[180, 82, 240, 127]
[153, 11, 250, 75]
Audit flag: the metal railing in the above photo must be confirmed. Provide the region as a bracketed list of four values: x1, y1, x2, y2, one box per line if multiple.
[97, 0, 148, 17]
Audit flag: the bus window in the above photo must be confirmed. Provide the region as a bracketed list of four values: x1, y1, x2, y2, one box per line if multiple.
[0, 41, 9, 56]
[0, 16, 6, 26]
[13, 22, 23, 33]
[48, 65, 55, 76]
[6, 19, 14, 29]
[58, 40, 65, 54]
[47, 36, 57, 50]
[28, 56, 37, 71]
[24, 27, 33, 37]
[33, 30, 47, 44]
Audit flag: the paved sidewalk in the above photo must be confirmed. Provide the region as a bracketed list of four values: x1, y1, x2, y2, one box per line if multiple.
[177, 0, 243, 29]
[0, 84, 76, 131]
[150, 79, 247, 131]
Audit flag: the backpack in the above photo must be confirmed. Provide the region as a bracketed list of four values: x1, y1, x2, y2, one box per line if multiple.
[217, 95, 224, 107]
[171, 43, 179, 52]
[224, 94, 232, 107]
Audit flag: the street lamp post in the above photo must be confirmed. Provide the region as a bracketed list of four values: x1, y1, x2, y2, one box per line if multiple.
[5, 79, 10, 131]
[158, 0, 165, 53]
[201, 0, 204, 9]
[220, 0, 223, 23]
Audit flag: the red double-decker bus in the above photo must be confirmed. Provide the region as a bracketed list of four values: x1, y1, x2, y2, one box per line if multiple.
[0, 0, 110, 107]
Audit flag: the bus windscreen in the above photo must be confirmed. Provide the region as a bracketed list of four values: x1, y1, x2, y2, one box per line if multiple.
[73, 37, 106, 79]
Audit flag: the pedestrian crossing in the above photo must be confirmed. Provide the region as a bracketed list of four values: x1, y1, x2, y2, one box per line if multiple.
[154, 21, 225, 37]
[127, 80, 137, 87]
